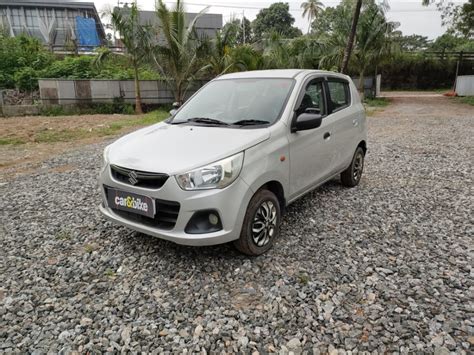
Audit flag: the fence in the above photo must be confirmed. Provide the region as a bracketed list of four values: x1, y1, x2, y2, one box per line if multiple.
[456, 75, 474, 96]
[38, 76, 382, 107]
[38, 79, 209, 106]
[380, 51, 474, 90]
[352, 75, 381, 98]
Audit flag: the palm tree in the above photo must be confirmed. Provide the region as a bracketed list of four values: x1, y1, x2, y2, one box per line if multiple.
[301, 0, 324, 34]
[261, 32, 292, 69]
[152, 0, 209, 105]
[109, 2, 152, 114]
[350, 3, 398, 93]
[205, 25, 239, 77]
[229, 44, 265, 71]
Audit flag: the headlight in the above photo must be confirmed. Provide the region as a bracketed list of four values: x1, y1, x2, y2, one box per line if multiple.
[176, 152, 244, 190]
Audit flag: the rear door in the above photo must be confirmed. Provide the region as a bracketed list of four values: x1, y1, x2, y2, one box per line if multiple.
[324, 78, 358, 173]
[288, 76, 336, 198]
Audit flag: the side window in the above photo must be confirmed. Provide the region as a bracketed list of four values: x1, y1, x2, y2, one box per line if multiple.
[296, 80, 325, 115]
[327, 81, 350, 111]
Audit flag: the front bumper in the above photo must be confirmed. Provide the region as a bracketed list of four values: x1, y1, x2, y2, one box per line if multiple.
[99, 165, 254, 246]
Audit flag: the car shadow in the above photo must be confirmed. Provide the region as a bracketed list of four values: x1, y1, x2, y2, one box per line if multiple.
[112, 177, 345, 261]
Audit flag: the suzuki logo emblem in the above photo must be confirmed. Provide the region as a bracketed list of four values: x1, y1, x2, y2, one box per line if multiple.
[128, 170, 138, 185]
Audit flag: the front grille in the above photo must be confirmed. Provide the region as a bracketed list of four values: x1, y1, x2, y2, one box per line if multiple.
[110, 165, 169, 189]
[104, 186, 180, 230]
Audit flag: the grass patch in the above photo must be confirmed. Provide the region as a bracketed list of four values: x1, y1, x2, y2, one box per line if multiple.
[364, 97, 389, 107]
[55, 230, 71, 240]
[0, 109, 169, 146]
[0, 137, 28, 145]
[84, 244, 97, 253]
[297, 272, 310, 285]
[113, 109, 170, 128]
[453, 96, 474, 106]
[34, 129, 90, 143]
[30, 109, 169, 144]
[104, 268, 117, 277]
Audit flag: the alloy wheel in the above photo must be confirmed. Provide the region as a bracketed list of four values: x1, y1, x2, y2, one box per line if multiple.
[353, 152, 364, 181]
[251, 201, 277, 247]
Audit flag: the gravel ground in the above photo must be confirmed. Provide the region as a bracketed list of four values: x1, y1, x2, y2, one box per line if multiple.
[1, 96, 473, 353]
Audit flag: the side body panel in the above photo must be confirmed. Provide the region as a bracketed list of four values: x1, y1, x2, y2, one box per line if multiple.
[326, 78, 367, 173]
[239, 121, 291, 199]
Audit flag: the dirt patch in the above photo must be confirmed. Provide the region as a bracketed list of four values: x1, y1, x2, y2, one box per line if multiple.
[0, 111, 168, 180]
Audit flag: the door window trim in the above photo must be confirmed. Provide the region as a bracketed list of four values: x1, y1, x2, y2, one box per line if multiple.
[291, 76, 328, 130]
[325, 77, 351, 114]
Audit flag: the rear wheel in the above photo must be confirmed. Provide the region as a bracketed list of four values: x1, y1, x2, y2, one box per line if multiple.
[341, 147, 365, 187]
[234, 189, 280, 256]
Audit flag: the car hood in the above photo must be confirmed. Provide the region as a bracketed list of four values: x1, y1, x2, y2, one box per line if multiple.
[107, 122, 270, 175]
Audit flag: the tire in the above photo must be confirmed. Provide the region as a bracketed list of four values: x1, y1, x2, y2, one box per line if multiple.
[234, 189, 281, 256]
[341, 147, 365, 187]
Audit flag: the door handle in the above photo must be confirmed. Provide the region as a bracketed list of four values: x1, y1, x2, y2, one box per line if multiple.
[323, 132, 331, 140]
[352, 118, 359, 127]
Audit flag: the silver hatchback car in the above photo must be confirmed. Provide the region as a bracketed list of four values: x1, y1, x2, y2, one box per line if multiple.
[99, 70, 367, 255]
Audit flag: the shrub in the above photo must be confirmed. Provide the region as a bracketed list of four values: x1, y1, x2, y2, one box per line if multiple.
[379, 53, 459, 90]
[40, 56, 99, 79]
[0, 34, 54, 89]
[14, 67, 38, 91]
[39, 98, 134, 116]
[40, 105, 68, 116]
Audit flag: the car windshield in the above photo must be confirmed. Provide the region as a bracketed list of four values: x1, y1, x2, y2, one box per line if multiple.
[170, 78, 295, 126]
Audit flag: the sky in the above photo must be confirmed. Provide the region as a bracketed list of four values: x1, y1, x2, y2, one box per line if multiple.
[92, 0, 469, 39]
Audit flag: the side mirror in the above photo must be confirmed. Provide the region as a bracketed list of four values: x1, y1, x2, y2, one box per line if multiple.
[292, 113, 323, 132]
[169, 109, 177, 116]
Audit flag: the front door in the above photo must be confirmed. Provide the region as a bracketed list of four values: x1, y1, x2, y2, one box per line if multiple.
[288, 77, 335, 199]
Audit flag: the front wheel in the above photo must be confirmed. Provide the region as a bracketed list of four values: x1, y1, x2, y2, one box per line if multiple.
[341, 147, 365, 187]
[234, 189, 281, 256]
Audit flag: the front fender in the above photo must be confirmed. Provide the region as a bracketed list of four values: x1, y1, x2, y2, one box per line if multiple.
[240, 127, 290, 203]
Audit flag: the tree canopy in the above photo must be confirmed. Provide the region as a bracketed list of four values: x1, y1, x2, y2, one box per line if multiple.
[252, 3, 302, 41]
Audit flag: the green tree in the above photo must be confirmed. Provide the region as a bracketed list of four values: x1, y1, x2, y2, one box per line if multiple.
[350, 2, 398, 91]
[261, 32, 292, 69]
[301, 0, 324, 34]
[429, 33, 474, 51]
[287, 36, 324, 68]
[394, 34, 431, 51]
[0, 34, 54, 90]
[222, 17, 253, 44]
[110, 2, 152, 114]
[252, 3, 302, 41]
[453, 0, 473, 38]
[228, 44, 265, 71]
[422, 0, 472, 38]
[311, 6, 342, 36]
[205, 26, 239, 76]
[152, 0, 209, 104]
[315, 0, 398, 88]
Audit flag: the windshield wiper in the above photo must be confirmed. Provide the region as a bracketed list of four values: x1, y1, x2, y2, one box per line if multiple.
[232, 119, 271, 126]
[186, 117, 229, 125]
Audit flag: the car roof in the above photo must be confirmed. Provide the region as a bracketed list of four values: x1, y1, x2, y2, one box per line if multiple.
[216, 69, 349, 81]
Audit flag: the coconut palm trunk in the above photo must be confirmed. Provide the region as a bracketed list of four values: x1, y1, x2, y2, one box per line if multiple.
[341, 0, 363, 74]
[109, 2, 151, 115]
